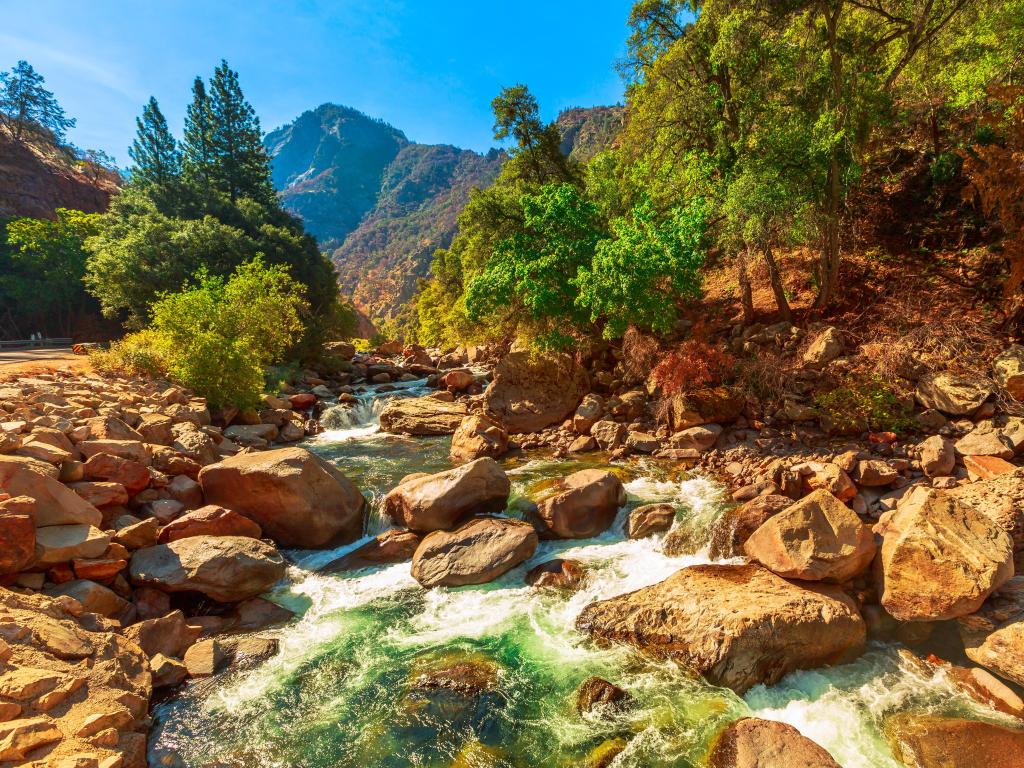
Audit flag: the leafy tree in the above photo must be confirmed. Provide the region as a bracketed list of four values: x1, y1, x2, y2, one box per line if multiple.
[0, 60, 75, 142]
[207, 60, 274, 203]
[129, 97, 181, 188]
[492, 85, 579, 185]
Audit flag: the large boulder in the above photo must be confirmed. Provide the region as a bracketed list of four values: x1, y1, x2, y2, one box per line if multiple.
[708, 718, 841, 768]
[129, 535, 286, 602]
[743, 489, 876, 582]
[384, 458, 511, 533]
[535, 469, 626, 539]
[709, 494, 793, 559]
[34, 524, 110, 566]
[883, 713, 1024, 768]
[0, 455, 101, 527]
[948, 467, 1024, 551]
[378, 396, 468, 436]
[449, 414, 508, 464]
[664, 387, 745, 432]
[157, 504, 263, 543]
[958, 577, 1024, 686]
[482, 351, 588, 434]
[575, 563, 865, 693]
[994, 344, 1024, 401]
[409, 518, 536, 589]
[199, 446, 367, 548]
[915, 371, 993, 416]
[411, 517, 538, 588]
[877, 488, 1013, 621]
[802, 326, 844, 370]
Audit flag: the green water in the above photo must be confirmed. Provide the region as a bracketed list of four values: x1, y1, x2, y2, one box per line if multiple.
[149, 391, 1014, 768]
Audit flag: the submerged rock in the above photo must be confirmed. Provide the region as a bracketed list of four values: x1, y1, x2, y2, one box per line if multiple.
[525, 558, 585, 590]
[321, 528, 422, 572]
[624, 503, 676, 539]
[535, 469, 626, 539]
[411, 517, 538, 588]
[386, 458, 511, 533]
[575, 676, 630, 714]
[708, 717, 841, 768]
[575, 563, 865, 693]
[482, 351, 589, 433]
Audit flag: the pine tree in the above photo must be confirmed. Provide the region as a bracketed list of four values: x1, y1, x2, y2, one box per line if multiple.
[0, 60, 75, 143]
[182, 76, 214, 187]
[128, 97, 181, 187]
[207, 60, 274, 203]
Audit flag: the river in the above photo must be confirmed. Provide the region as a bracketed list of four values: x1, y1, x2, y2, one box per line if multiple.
[148, 381, 1011, 767]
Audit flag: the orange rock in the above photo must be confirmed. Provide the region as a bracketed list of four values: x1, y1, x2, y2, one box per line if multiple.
[964, 455, 1016, 481]
[72, 558, 128, 581]
[83, 453, 151, 495]
[157, 505, 263, 543]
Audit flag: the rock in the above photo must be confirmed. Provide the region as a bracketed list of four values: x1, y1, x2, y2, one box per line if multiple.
[798, 461, 857, 502]
[994, 344, 1024, 400]
[449, 415, 508, 464]
[320, 529, 422, 572]
[915, 372, 993, 416]
[964, 455, 1016, 481]
[122, 610, 196, 658]
[624, 503, 675, 539]
[575, 563, 865, 693]
[664, 387, 745, 431]
[0, 505, 34, 574]
[883, 713, 1024, 768]
[573, 394, 604, 434]
[0, 716, 63, 761]
[482, 351, 588, 433]
[625, 431, 659, 453]
[165, 474, 202, 509]
[171, 423, 219, 465]
[227, 596, 294, 632]
[34, 525, 110, 566]
[877, 488, 1013, 621]
[585, 738, 627, 768]
[0, 456, 102, 526]
[150, 653, 189, 688]
[568, 435, 597, 453]
[137, 413, 174, 445]
[670, 424, 722, 451]
[79, 439, 150, 466]
[129, 535, 286, 602]
[384, 458, 511, 533]
[919, 435, 955, 478]
[709, 494, 793, 559]
[46, 580, 129, 618]
[199, 446, 367, 548]
[85, 415, 144, 442]
[224, 423, 278, 446]
[378, 396, 468, 436]
[590, 420, 627, 451]
[82, 453, 150, 496]
[112, 518, 159, 550]
[854, 459, 898, 487]
[955, 427, 1014, 459]
[957, 577, 1024, 686]
[947, 468, 1024, 551]
[67, 481, 129, 508]
[535, 469, 626, 539]
[442, 370, 474, 392]
[324, 341, 356, 360]
[525, 558, 585, 590]
[708, 718, 841, 768]
[802, 326, 844, 370]
[411, 517, 538, 588]
[744, 490, 875, 582]
[157, 504, 262, 543]
[575, 676, 630, 714]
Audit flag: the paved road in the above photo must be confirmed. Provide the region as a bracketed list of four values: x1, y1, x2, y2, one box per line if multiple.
[0, 346, 77, 366]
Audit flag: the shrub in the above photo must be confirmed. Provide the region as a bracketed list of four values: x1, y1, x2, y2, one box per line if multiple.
[89, 330, 167, 378]
[651, 337, 735, 395]
[814, 376, 913, 435]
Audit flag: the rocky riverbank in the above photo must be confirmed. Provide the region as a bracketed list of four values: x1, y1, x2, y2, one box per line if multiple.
[3, 333, 1024, 766]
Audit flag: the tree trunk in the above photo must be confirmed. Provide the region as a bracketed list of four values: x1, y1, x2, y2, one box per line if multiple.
[737, 248, 754, 324]
[814, 0, 845, 310]
[762, 244, 791, 322]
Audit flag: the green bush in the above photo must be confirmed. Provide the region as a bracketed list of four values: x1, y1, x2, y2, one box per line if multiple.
[90, 330, 167, 378]
[814, 376, 913, 435]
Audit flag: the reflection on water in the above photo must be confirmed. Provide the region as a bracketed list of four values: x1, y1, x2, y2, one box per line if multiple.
[149, 380, 1007, 768]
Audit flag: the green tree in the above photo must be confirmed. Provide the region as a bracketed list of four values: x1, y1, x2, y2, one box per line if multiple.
[0, 60, 75, 143]
[492, 85, 578, 185]
[128, 97, 181, 188]
[207, 60, 274, 203]
[182, 76, 215, 188]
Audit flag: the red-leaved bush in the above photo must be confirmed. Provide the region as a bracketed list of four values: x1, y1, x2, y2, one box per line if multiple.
[651, 338, 735, 395]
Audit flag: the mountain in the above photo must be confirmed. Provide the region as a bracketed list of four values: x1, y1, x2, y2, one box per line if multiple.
[266, 104, 621, 322]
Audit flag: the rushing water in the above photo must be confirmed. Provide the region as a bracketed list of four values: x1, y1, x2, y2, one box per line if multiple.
[150, 380, 1013, 768]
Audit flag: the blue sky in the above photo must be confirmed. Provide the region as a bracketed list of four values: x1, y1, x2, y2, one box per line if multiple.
[1, 0, 631, 164]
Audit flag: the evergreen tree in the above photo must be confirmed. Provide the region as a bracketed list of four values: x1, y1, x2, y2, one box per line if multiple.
[128, 97, 181, 188]
[207, 60, 274, 203]
[182, 76, 214, 187]
[0, 60, 75, 143]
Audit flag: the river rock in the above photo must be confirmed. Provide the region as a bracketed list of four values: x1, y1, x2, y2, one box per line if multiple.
[0, 505, 34, 574]
[670, 424, 722, 451]
[575, 676, 630, 714]
[34, 524, 110, 566]
[743, 489, 876, 582]
[573, 394, 604, 434]
[0, 456, 102, 527]
[664, 387, 745, 431]
[199, 446, 367, 548]
[918, 435, 955, 477]
[957, 577, 1024, 686]
[129, 535, 286, 602]
[802, 326, 844, 370]
[883, 713, 1024, 768]
[535, 469, 626, 539]
[575, 563, 865, 693]
[482, 351, 588, 433]
[525, 558, 585, 590]
[708, 718, 841, 768]
[46, 579, 129, 618]
[83, 453, 151, 496]
[877, 488, 1013, 621]
[709, 494, 793, 559]
[625, 503, 676, 539]
[591, 420, 627, 450]
[955, 425, 1014, 459]
[915, 371, 993, 416]
[994, 344, 1024, 400]
[947, 467, 1024, 551]
[122, 609, 197, 659]
[411, 517, 538, 588]
[320, 529, 422, 572]
[798, 461, 857, 502]
[385, 458, 511, 533]
[449, 414, 509, 463]
[379, 396, 468, 436]
[157, 504, 263, 543]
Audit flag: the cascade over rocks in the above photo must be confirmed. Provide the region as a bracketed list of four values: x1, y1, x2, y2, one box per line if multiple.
[129, 535, 287, 602]
[743, 489, 876, 582]
[482, 351, 589, 433]
[576, 563, 865, 693]
[535, 469, 626, 539]
[199, 446, 367, 548]
[379, 395, 468, 435]
[320, 528, 422, 571]
[385, 458, 511, 533]
[877, 488, 1014, 621]
[708, 718, 842, 768]
[411, 517, 538, 588]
